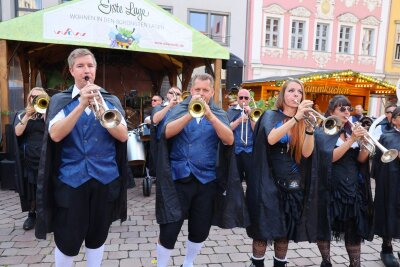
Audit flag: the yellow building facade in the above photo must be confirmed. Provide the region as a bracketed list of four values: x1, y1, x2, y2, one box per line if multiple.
[384, 0, 400, 84]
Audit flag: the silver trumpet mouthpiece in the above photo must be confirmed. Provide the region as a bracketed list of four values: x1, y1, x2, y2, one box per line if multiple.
[84, 76, 89, 81]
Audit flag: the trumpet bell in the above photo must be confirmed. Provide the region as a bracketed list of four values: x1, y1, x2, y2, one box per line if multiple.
[381, 149, 399, 163]
[249, 108, 263, 122]
[33, 94, 50, 114]
[188, 99, 205, 118]
[100, 109, 122, 128]
[322, 116, 342, 135]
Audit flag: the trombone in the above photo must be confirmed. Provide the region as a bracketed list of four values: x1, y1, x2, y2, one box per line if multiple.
[240, 103, 248, 145]
[85, 76, 122, 129]
[294, 100, 342, 135]
[347, 119, 398, 163]
[249, 97, 263, 122]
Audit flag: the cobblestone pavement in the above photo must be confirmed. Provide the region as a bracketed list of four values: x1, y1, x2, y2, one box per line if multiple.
[0, 179, 398, 267]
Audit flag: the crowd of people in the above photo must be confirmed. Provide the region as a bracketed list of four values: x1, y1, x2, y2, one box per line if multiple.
[12, 48, 400, 267]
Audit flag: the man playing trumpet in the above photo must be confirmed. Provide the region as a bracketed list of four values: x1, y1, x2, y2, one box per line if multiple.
[36, 48, 128, 267]
[227, 88, 255, 184]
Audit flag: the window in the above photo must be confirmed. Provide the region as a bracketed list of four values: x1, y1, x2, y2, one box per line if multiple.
[315, 23, 329, 52]
[338, 26, 352, 53]
[290, 20, 305, 49]
[265, 18, 280, 47]
[395, 25, 400, 61]
[160, 6, 173, 13]
[189, 10, 229, 45]
[16, 0, 42, 17]
[361, 28, 374, 56]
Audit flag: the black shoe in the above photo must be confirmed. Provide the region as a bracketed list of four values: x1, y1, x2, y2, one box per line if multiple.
[320, 260, 332, 267]
[381, 251, 400, 267]
[273, 257, 288, 267]
[23, 213, 36, 230]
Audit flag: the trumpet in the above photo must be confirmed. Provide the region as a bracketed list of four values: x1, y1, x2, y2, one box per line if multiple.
[84, 76, 122, 129]
[182, 91, 190, 101]
[32, 94, 50, 114]
[347, 119, 398, 163]
[188, 98, 205, 118]
[294, 100, 342, 135]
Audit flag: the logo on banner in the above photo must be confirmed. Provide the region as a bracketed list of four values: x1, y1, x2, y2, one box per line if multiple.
[54, 28, 87, 37]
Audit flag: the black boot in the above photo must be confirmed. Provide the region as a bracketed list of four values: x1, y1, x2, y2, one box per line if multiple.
[23, 212, 36, 230]
[273, 257, 288, 267]
[249, 257, 264, 267]
[381, 252, 400, 267]
[320, 260, 332, 267]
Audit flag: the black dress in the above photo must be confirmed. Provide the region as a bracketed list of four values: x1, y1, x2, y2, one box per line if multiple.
[20, 117, 45, 200]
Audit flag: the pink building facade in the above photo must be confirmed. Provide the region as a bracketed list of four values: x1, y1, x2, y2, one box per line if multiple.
[245, 0, 389, 82]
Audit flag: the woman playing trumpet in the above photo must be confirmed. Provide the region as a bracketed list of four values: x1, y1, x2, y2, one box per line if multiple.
[13, 87, 49, 230]
[247, 79, 315, 267]
[312, 95, 373, 267]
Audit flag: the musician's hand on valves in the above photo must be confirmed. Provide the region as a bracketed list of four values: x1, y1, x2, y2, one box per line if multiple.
[80, 84, 100, 108]
[25, 106, 35, 117]
[294, 99, 314, 120]
[350, 126, 367, 143]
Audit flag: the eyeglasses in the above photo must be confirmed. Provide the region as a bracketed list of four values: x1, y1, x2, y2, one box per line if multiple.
[339, 106, 353, 112]
[238, 96, 249, 100]
[152, 99, 159, 102]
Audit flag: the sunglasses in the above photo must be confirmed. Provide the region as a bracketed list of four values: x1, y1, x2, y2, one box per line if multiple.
[238, 96, 249, 100]
[152, 99, 159, 102]
[339, 106, 354, 112]
[386, 111, 393, 114]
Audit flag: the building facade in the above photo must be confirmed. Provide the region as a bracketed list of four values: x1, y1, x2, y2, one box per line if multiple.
[383, 0, 400, 85]
[245, 0, 390, 81]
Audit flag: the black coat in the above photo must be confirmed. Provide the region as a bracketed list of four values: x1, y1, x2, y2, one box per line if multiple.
[35, 86, 128, 240]
[311, 128, 373, 241]
[373, 129, 400, 239]
[155, 96, 249, 228]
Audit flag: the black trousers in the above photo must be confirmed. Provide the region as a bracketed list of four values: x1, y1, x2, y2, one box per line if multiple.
[236, 151, 252, 183]
[53, 178, 121, 256]
[159, 175, 217, 249]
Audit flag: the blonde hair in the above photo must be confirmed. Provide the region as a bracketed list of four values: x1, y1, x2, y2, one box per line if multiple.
[68, 48, 97, 68]
[275, 79, 306, 164]
[26, 87, 48, 107]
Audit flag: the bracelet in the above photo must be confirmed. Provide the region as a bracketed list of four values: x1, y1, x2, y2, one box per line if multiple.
[293, 116, 299, 123]
[305, 130, 314, 135]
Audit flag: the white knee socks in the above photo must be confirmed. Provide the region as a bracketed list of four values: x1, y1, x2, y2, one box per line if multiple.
[86, 244, 105, 267]
[157, 243, 173, 267]
[182, 240, 203, 267]
[55, 246, 74, 267]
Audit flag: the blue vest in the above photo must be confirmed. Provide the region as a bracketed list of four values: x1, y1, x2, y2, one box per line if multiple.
[232, 113, 253, 154]
[58, 100, 119, 188]
[170, 118, 219, 184]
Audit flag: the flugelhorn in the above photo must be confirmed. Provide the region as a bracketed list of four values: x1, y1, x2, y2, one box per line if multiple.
[32, 94, 50, 114]
[347, 119, 398, 163]
[294, 100, 342, 135]
[84, 76, 122, 129]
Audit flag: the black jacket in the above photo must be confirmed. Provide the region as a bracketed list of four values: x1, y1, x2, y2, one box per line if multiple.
[35, 86, 128, 239]
[155, 96, 249, 228]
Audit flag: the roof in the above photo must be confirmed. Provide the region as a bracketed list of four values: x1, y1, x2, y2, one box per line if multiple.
[0, 0, 229, 60]
[243, 69, 396, 92]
